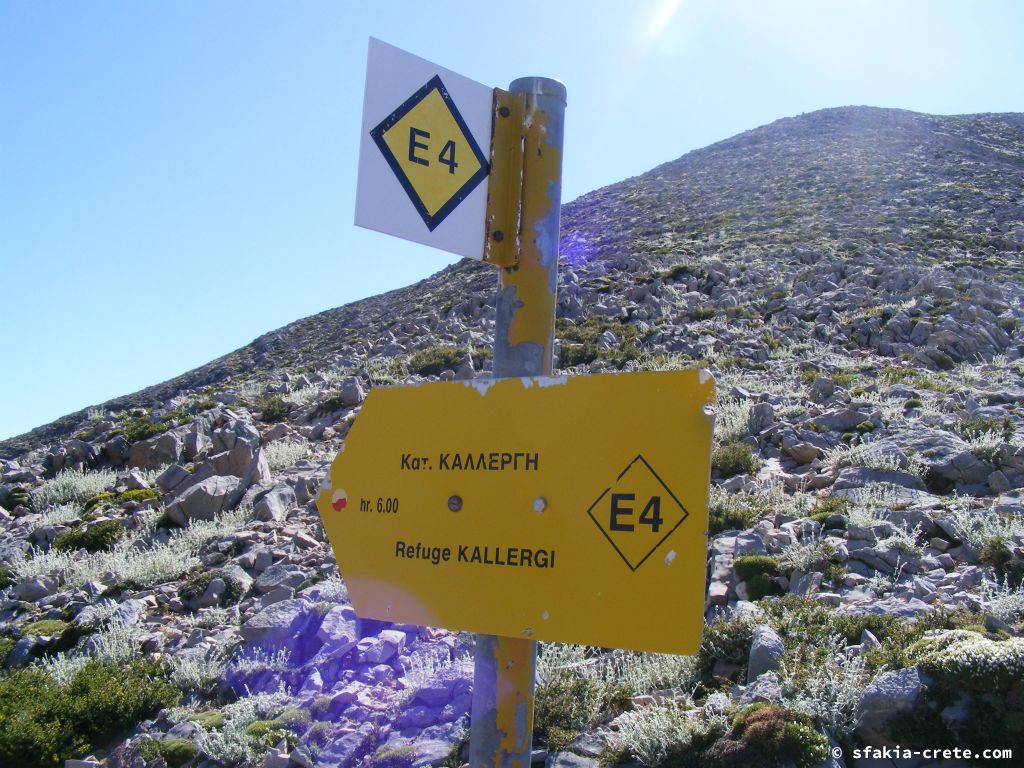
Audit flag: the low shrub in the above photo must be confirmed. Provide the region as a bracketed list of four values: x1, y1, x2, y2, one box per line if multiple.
[30, 469, 117, 510]
[746, 573, 784, 601]
[0, 659, 180, 768]
[703, 703, 829, 768]
[52, 520, 124, 553]
[406, 345, 467, 376]
[122, 415, 170, 443]
[137, 737, 198, 768]
[698, 614, 757, 678]
[2, 486, 30, 512]
[179, 570, 245, 606]
[314, 393, 348, 416]
[363, 745, 418, 768]
[256, 395, 291, 423]
[955, 415, 1014, 442]
[83, 492, 116, 513]
[708, 489, 771, 535]
[21, 619, 71, 638]
[120, 489, 160, 503]
[712, 443, 761, 478]
[778, 537, 841, 580]
[534, 676, 602, 751]
[733, 555, 779, 582]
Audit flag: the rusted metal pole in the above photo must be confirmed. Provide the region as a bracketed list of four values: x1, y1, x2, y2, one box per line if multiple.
[470, 76, 566, 767]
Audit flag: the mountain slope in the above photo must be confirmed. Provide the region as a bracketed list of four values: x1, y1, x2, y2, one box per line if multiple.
[4, 106, 1023, 458]
[2, 105, 1024, 767]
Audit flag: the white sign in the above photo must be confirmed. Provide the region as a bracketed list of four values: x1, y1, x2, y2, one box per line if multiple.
[355, 38, 493, 259]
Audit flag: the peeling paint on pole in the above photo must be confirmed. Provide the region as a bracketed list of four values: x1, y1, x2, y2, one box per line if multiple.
[477, 76, 563, 768]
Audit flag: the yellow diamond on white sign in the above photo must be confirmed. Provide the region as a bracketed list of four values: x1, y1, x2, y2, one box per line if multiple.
[370, 75, 489, 232]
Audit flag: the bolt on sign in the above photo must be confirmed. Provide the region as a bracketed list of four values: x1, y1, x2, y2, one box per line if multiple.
[356, 38, 493, 259]
[317, 370, 716, 655]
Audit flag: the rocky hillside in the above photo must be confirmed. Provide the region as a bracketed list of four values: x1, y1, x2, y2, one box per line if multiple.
[0, 106, 1022, 768]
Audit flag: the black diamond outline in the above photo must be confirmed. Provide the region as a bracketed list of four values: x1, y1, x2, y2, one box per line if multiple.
[587, 454, 690, 572]
[369, 75, 489, 232]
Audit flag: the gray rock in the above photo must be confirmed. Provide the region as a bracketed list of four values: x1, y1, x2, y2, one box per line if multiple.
[747, 403, 775, 435]
[15, 575, 59, 602]
[856, 666, 922, 746]
[790, 571, 823, 596]
[103, 436, 131, 464]
[129, 430, 183, 469]
[833, 467, 926, 492]
[110, 598, 147, 626]
[546, 753, 600, 768]
[747, 625, 784, 682]
[207, 441, 255, 477]
[340, 377, 365, 407]
[254, 484, 297, 522]
[988, 470, 1012, 494]
[184, 430, 212, 461]
[166, 475, 238, 525]
[737, 670, 783, 705]
[156, 464, 191, 493]
[253, 564, 306, 594]
[808, 377, 836, 402]
[812, 408, 873, 432]
[240, 598, 314, 644]
[317, 605, 359, 644]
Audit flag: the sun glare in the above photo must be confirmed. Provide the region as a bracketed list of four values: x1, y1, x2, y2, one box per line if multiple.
[649, 0, 683, 38]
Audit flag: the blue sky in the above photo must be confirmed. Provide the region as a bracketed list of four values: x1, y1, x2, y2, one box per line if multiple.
[2, 0, 1022, 441]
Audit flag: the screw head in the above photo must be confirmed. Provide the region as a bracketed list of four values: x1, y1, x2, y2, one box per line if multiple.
[498, 106, 511, 118]
[448, 495, 463, 512]
[492, 230, 504, 242]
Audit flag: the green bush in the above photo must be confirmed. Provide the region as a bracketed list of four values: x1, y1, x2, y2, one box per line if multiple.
[19, 620, 85, 656]
[0, 565, 14, 590]
[708, 491, 769, 535]
[52, 520, 124, 553]
[712, 443, 761, 478]
[257, 395, 292, 423]
[190, 709, 226, 730]
[746, 573, 783, 601]
[122, 415, 169, 444]
[703, 703, 828, 768]
[809, 496, 849, 518]
[534, 676, 602, 751]
[0, 660, 180, 768]
[697, 614, 757, 677]
[21, 619, 70, 638]
[955, 415, 1014, 442]
[406, 345, 467, 376]
[83, 491, 116, 513]
[555, 317, 645, 370]
[979, 536, 1013, 575]
[1, 487, 30, 512]
[137, 738, 197, 768]
[314, 393, 348, 416]
[733, 555, 779, 582]
[179, 570, 245, 606]
[244, 705, 308, 749]
[363, 745, 418, 768]
[0, 635, 15, 666]
[120, 489, 159, 503]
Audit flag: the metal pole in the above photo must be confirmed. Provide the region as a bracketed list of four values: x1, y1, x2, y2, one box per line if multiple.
[470, 77, 566, 767]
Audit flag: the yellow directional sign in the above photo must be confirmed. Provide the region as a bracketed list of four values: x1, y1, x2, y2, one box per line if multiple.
[317, 370, 715, 654]
[370, 75, 489, 232]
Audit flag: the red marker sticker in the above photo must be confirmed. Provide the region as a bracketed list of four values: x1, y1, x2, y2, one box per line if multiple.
[331, 489, 348, 512]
